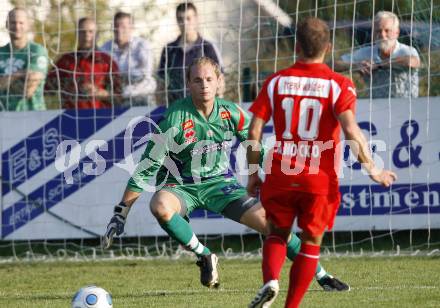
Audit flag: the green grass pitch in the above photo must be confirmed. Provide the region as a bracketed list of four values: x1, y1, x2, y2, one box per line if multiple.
[0, 256, 439, 307]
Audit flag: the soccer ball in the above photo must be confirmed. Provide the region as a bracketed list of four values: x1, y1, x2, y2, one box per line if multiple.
[71, 285, 113, 308]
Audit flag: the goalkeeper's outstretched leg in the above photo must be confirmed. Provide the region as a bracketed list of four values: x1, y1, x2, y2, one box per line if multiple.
[150, 189, 220, 288]
[103, 188, 220, 288]
[103, 187, 349, 291]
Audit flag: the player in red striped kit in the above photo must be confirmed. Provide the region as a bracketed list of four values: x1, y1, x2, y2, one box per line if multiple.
[247, 17, 397, 308]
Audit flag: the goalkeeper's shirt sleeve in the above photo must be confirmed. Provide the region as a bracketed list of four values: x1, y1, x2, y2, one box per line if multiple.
[231, 103, 250, 143]
[126, 119, 175, 193]
[231, 103, 265, 167]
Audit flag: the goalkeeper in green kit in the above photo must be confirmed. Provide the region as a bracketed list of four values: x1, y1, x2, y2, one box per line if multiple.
[103, 57, 349, 291]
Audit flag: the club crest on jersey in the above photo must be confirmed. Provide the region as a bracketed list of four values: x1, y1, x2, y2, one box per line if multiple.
[221, 111, 231, 120]
[185, 130, 195, 139]
[182, 119, 194, 130]
[184, 136, 198, 144]
[184, 128, 198, 144]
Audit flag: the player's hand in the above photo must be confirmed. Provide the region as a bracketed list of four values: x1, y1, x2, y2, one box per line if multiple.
[358, 60, 378, 75]
[369, 169, 397, 187]
[84, 83, 108, 99]
[247, 173, 262, 197]
[102, 202, 130, 249]
[102, 214, 126, 249]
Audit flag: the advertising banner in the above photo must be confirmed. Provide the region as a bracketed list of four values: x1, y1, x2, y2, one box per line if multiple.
[1, 97, 439, 239]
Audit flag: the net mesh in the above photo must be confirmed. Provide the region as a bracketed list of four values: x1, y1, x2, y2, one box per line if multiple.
[0, 0, 439, 261]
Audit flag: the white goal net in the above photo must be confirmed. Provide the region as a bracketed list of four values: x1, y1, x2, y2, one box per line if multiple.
[0, 0, 439, 260]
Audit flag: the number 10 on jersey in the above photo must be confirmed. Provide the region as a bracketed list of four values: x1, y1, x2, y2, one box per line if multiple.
[281, 97, 322, 141]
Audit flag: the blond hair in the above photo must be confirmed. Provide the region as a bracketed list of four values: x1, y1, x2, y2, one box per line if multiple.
[186, 57, 221, 81]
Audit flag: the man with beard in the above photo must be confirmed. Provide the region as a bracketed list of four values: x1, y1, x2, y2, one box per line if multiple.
[335, 11, 420, 98]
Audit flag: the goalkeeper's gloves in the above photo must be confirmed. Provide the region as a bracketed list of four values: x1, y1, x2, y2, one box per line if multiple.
[103, 202, 130, 249]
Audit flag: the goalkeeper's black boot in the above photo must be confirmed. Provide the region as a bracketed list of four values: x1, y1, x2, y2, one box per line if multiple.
[317, 275, 350, 291]
[249, 279, 279, 308]
[196, 253, 219, 288]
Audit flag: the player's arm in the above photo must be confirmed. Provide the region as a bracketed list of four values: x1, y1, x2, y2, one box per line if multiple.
[24, 71, 45, 99]
[334, 59, 379, 75]
[246, 116, 266, 197]
[333, 60, 352, 72]
[0, 70, 45, 97]
[396, 55, 420, 68]
[25, 47, 48, 98]
[378, 56, 421, 69]
[0, 73, 21, 90]
[103, 118, 172, 248]
[232, 104, 266, 168]
[338, 110, 397, 187]
[245, 75, 274, 196]
[334, 48, 376, 75]
[102, 187, 142, 249]
[232, 103, 251, 142]
[83, 83, 112, 102]
[333, 52, 359, 72]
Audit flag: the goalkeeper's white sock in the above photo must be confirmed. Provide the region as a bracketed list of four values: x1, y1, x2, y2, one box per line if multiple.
[315, 267, 328, 280]
[160, 213, 211, 257]
[187, 233, 210, 255]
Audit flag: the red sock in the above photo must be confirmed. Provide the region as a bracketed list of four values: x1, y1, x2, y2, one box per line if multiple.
[262, 235, 287, 283]
[285, 243, 320, 308]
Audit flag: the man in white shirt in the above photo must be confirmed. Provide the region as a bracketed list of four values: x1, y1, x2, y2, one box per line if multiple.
[101, 12, 156, 106]
[335, 11, 420, 98]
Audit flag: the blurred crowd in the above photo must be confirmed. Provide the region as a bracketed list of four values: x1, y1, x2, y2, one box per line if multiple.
[0, 3, 420, 112]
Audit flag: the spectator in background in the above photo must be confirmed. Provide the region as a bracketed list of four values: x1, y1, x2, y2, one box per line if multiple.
[157, 1, 224, 105]
[101, 12, 156, 107]
[0, 8, 48, 111]
[46, 17, 121, 109]
[335, 11, 420, 98]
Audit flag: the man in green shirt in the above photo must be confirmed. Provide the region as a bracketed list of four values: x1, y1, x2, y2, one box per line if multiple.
[0, 8, 48, 111]
[103, 57, 349, 291]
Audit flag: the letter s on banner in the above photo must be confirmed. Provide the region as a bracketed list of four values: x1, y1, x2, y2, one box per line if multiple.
[43, 127, 60, 159]
[83, 140, 108, 176]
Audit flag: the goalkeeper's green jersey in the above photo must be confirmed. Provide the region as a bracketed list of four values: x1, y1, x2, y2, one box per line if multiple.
[127, 97, 250, 192]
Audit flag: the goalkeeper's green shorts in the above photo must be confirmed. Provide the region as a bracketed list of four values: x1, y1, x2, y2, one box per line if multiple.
[159, 176, 257, 222]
